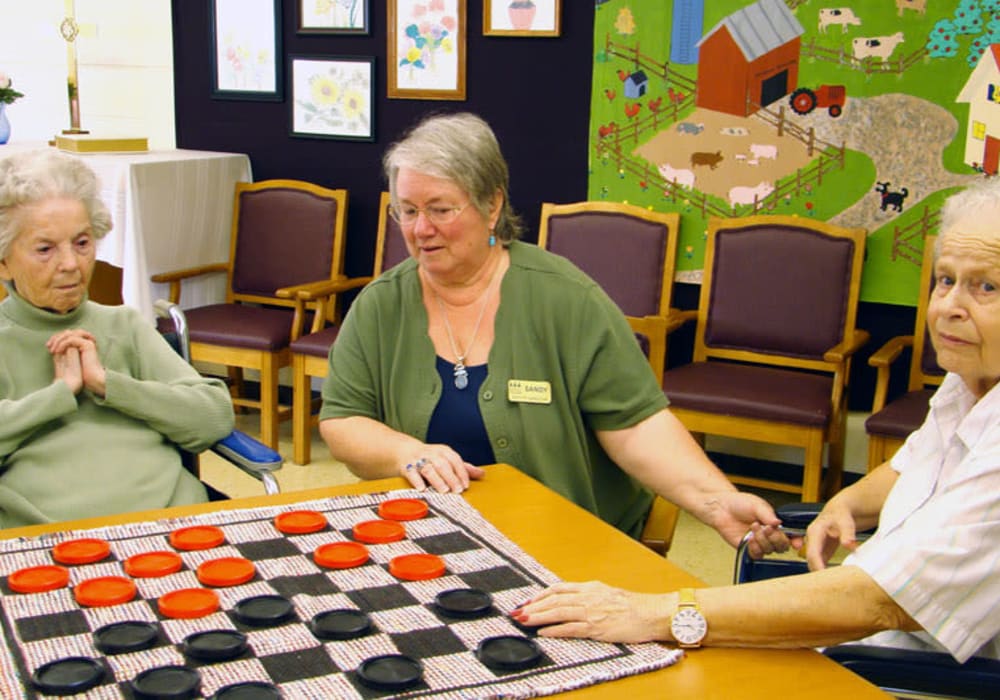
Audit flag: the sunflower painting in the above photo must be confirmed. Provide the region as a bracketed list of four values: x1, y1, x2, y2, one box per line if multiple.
[290, 55, 374, 141]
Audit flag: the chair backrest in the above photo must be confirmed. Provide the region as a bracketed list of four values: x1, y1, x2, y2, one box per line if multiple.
[227, 179, 348, 306]
[909, 235, 945, 391]
[537, 201, 680, 319]
[374, 191, 409, 276]
[695, 215, 866, 372]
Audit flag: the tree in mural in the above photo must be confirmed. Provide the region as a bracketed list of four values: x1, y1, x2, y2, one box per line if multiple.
[614, 7, 636, 36]
[926, 0, 1000, 65]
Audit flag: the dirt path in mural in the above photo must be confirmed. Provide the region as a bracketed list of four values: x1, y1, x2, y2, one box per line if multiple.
[785, 92, 978, 230]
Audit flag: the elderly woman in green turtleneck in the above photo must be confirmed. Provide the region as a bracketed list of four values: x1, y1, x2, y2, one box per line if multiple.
[0, 149, 233, 527]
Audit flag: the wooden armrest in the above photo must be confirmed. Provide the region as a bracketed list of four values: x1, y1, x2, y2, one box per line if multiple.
[150, 263, 228, 304]
[665, 308, 698, 333]
[823, 329, 870, 362]
[274, 275, 374, 301]
[150, 263, 229, 284]
[867, 335, 914, 368]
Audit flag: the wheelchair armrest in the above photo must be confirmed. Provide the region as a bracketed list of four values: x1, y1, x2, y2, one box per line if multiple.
[211, 430, 283, 496]
[824, 645, 1000, 699]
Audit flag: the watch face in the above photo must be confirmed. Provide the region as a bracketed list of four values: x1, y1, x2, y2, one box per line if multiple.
[671, 607, 707, 645]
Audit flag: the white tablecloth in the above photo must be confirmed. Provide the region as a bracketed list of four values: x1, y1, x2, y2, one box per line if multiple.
[1, 144, 253, 321]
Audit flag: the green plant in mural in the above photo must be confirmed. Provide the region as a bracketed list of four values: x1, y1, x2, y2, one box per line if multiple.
[926, 0, 1000, 65]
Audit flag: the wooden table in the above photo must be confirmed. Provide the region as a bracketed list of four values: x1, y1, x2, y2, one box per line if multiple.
[1, 465, 890, 699]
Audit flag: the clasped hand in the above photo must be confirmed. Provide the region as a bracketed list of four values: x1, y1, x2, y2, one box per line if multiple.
[48, 329, 106, 397]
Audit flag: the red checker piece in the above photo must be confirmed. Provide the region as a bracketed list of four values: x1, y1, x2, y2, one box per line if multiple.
[123, 551, 183, 578]
[159, 587, 220, 619]
[389, 553, 446, 581]
[378, 498, 429, 521]
[52, 538, 111, 565]
[169, 525, 225, 551]
[315, 541, 369, 569]
[353, 519, 405, 544]
[274, 509, 327, 534]
[197, 557, 256, 587]
[74, 576, 137, 607]
[8, 565, 70, 594]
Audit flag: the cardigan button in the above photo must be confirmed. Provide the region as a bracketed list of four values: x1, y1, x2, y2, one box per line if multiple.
[482, 390, 494, 400]
[496, 438, 509, 449]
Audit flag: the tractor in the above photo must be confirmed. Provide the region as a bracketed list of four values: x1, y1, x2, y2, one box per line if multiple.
[788, 85, 846, 117]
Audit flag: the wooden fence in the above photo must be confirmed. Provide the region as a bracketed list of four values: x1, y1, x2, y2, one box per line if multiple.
[801, 38, 929, 76]
[891, 206, 939, 265]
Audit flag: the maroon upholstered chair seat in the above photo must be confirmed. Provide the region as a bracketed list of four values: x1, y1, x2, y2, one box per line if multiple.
[864, 389, 934, 440]
[185, 305, 302, 351]
[289, 324, 341, 357]
[663, 362, 833, 427]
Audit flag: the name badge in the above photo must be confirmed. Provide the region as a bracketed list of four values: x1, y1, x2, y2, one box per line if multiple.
[507, 379, 552, 404]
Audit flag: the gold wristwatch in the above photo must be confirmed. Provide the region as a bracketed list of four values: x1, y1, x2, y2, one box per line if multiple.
[670, 588, 707, 648]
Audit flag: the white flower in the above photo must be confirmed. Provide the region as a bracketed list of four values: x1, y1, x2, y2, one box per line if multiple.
[0, 73, 10, 90]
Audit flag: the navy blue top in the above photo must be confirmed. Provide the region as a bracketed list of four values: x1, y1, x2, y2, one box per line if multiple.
[426, 357, 496, 466]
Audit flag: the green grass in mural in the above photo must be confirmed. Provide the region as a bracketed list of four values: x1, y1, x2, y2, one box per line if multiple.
[590, 0, 983, 304]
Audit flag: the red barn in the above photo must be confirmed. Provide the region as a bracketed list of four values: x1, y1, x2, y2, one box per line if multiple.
[695, 0, 804, 117]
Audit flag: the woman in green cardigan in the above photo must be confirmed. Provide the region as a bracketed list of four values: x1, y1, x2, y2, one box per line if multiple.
[0, 149, 234, 527]
[319, 112, 787, 557]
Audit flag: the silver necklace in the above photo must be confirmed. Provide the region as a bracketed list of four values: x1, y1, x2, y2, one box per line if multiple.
[434, 261, 501, 390]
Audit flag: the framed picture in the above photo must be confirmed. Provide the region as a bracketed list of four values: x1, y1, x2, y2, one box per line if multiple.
[484, 0, 561, 37]
[290, 55, 375, 141]
[387, 0, 466, 100]
[210, 0, 282, 100]
[298, 0, 369, 35]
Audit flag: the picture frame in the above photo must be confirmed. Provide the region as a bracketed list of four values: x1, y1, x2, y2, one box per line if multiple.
[290, 55, 375, 141]
[484, 0, 561, 37]
[298, 0, 370, 35]
[210, 0, 283, 101]
[387, 0, 466, 100]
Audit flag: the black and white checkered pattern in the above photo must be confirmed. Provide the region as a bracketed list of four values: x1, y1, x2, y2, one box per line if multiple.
[0, 491, 681, 699]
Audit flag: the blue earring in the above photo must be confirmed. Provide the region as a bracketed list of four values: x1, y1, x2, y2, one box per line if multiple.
[489, 232, 496, 247]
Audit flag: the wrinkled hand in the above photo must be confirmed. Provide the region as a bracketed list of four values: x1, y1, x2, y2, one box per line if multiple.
[47, 330, 107, 397]
[51, 345, 84, 394]
[398, 444, 485, 493]
[512, 581, 669, 644]
[704, 491, 790, 558]
[793, 500, 860, 571]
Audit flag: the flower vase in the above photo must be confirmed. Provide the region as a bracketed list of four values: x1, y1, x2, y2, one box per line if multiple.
[0, 104, 10, 145]
[508, 3, 536, 30]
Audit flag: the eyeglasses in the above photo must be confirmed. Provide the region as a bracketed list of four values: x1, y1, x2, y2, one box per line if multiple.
[390, 202, 470, 227]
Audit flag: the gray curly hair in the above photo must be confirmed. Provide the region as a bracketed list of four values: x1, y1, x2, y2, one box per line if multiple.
[0, 149, 112, 259]
[383, 112, 524, 243]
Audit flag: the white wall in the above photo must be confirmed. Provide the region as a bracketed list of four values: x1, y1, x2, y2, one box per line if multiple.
[0, 0, 174, 148]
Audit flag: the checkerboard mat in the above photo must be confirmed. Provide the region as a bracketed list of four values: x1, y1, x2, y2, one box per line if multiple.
[0, 490, 682, 698]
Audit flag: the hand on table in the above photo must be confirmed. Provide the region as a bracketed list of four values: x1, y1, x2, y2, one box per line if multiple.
[398, 444, 485, 493]
[512, 581, 670, 644]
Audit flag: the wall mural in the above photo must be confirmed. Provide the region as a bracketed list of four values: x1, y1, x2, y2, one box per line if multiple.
[590, 0, 999, 305]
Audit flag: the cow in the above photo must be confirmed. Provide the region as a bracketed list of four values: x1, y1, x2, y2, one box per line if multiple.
[750, 143, 778, 160]
[729, 181, 775, 208]
[818, 8, 861, 33]
[896, 0, 926, 16]
[690, 151, 724, 169]
[853, 32, 905, 61]
[658, 163, 696, 189]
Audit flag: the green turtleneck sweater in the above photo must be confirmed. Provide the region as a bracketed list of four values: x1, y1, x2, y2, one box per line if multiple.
[0, 286, 234, 527]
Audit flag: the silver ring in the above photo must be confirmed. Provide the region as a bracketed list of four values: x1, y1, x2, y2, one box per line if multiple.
[416, 457, 431, 471]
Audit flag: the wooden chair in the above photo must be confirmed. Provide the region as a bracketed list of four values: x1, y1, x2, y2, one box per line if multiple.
[289, 192, 409, 465]
[538, 200, 685, 555]
[151, 179, 349, 450]
[661, 215, 869, 502]
[537, 200, 684, 383]
[865, 236, 944, 471]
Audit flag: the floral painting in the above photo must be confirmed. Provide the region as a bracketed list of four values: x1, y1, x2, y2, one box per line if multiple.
[484, 0, 561, 36]
[291, 56, 374, 141]
[299, 0, 369, 34]
[388, 0, 466, 99]
[211, 0, 281, 100]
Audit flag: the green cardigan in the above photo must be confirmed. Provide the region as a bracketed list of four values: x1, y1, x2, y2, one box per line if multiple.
[321, 241, 669, 536]
[0, 286, 234, 527]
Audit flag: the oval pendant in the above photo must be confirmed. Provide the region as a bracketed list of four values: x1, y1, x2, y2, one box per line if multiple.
[454, 372, 469, 390]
